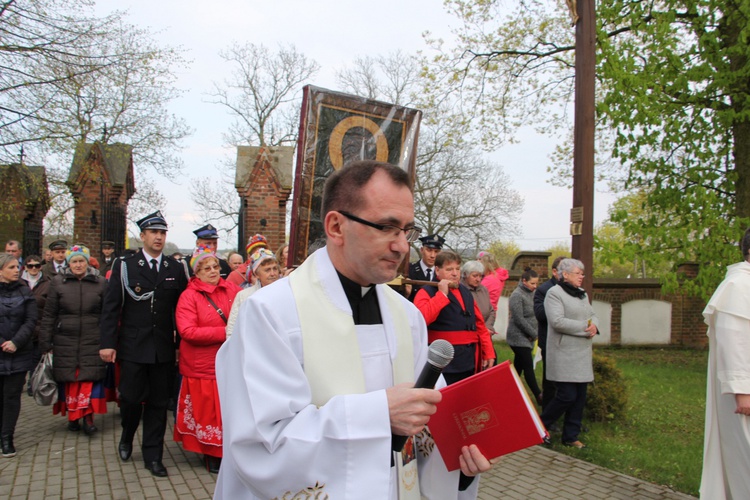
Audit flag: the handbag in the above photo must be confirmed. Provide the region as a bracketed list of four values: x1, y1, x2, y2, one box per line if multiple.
[30, 352, 57, 406]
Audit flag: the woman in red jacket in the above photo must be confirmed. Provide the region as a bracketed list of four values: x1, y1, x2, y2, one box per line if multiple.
[174, 246, 241, 473]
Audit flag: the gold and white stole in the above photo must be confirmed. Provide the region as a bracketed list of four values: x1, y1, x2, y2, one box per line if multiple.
[289, 252, 421, 499]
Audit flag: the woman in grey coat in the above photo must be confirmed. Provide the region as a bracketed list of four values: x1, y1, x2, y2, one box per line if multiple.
[539, 258, 598, 449]
[506, 267, 542, 405]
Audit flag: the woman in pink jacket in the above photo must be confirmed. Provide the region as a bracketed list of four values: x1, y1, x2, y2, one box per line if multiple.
[175, 246, 241, 474]
[478, 251, 509, 310]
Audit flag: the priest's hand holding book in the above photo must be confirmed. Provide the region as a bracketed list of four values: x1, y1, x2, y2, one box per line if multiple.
[387, 382, 498, 477]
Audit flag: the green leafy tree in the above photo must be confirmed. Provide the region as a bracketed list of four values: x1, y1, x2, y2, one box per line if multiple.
[424, 0, 750, 299]
[596, 191, 673, 279]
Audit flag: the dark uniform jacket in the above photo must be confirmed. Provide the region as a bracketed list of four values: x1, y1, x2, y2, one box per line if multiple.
[407, 260, 437, 302]
[39, 268, 108, 382]
[100, 250, 188, 364]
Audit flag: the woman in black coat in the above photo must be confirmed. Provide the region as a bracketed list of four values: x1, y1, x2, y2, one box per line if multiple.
[39, 245, 107, 435]
[0, 254, 37, 457]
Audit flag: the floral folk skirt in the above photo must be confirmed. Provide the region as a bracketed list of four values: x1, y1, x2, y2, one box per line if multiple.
[173, 377, 223, 457]
[53, 377, 108, 421]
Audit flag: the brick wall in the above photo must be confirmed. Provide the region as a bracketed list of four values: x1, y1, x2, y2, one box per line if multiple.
[503, 251, 708, 348]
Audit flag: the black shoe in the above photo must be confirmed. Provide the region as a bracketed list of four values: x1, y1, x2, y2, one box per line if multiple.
[540, 436, 552, 446]
[204, 455, 222, 474]
[67, 420, 81, 432]
[118, 441, 132, 461]
[82, 417, 97, 436]
[145, 461, 168, 477]
[1, 436, 16, 458]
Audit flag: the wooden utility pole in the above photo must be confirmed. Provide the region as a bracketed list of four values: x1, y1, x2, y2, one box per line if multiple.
[570, 0, 596, 296]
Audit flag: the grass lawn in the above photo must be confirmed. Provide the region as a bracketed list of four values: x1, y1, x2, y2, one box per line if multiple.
[494, 343, 707, 497]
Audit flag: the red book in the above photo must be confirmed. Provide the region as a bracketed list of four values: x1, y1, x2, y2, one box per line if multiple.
[428, 361, 548, 471]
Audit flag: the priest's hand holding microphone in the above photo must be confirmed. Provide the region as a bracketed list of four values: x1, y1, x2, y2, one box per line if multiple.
[386, 340, 499, 476]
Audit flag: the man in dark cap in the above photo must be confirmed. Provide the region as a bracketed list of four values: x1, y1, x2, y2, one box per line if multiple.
[100, 241, 117, 275]
[191, 224, 231, 279]
[407, 233, 445, 301]
[99, 211, 188, 478]
[41, 240, 68, 277]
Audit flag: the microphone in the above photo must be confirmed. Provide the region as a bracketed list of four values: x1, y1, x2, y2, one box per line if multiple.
[392, 339, 455, 452]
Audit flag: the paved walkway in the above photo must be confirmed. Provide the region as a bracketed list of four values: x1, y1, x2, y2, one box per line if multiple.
[0, 397, 696, 499]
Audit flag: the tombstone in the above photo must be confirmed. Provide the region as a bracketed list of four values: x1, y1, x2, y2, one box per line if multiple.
[0, 162, 49, 258]
[67, 142, 134, 256]
[235, 146, 294, 252]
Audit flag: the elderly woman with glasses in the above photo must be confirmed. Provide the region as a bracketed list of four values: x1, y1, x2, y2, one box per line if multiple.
[539, 258, 598, 449]
[174, 246, 242, 473]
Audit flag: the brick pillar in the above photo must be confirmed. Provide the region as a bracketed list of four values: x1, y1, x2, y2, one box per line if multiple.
[236, 146, 294, 252]
[68, 143, 134, 255]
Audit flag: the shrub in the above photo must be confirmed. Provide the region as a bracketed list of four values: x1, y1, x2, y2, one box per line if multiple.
[586, 353, 629, 422]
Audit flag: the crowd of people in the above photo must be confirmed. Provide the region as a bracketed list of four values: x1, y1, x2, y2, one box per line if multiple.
[406, 230, 598, 450]
[0, 219, 287, 477]
[0, 159, 646, 498]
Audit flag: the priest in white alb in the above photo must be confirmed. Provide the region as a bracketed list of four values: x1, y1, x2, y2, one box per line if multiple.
[214, 161, 496, 499]
[701, 227, 750, 499]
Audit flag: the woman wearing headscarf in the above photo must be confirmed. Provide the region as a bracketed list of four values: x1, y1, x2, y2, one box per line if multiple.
[174, 246, 241, 473]
[225, 248, 280, 337]
[0, 254, 37, 457]
[226, 234, 269, 288]
[39, 244, 108, 435]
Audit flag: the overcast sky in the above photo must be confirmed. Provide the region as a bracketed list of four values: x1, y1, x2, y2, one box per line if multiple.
[96, 0, 617, 251]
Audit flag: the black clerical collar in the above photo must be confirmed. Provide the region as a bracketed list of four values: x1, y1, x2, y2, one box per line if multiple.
[337, 271, 382, 325]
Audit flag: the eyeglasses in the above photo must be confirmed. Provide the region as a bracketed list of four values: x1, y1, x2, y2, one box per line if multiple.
[567, 270, 585, 278]
[25, 264, 41, 269]
[338, 211, 422, 243]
